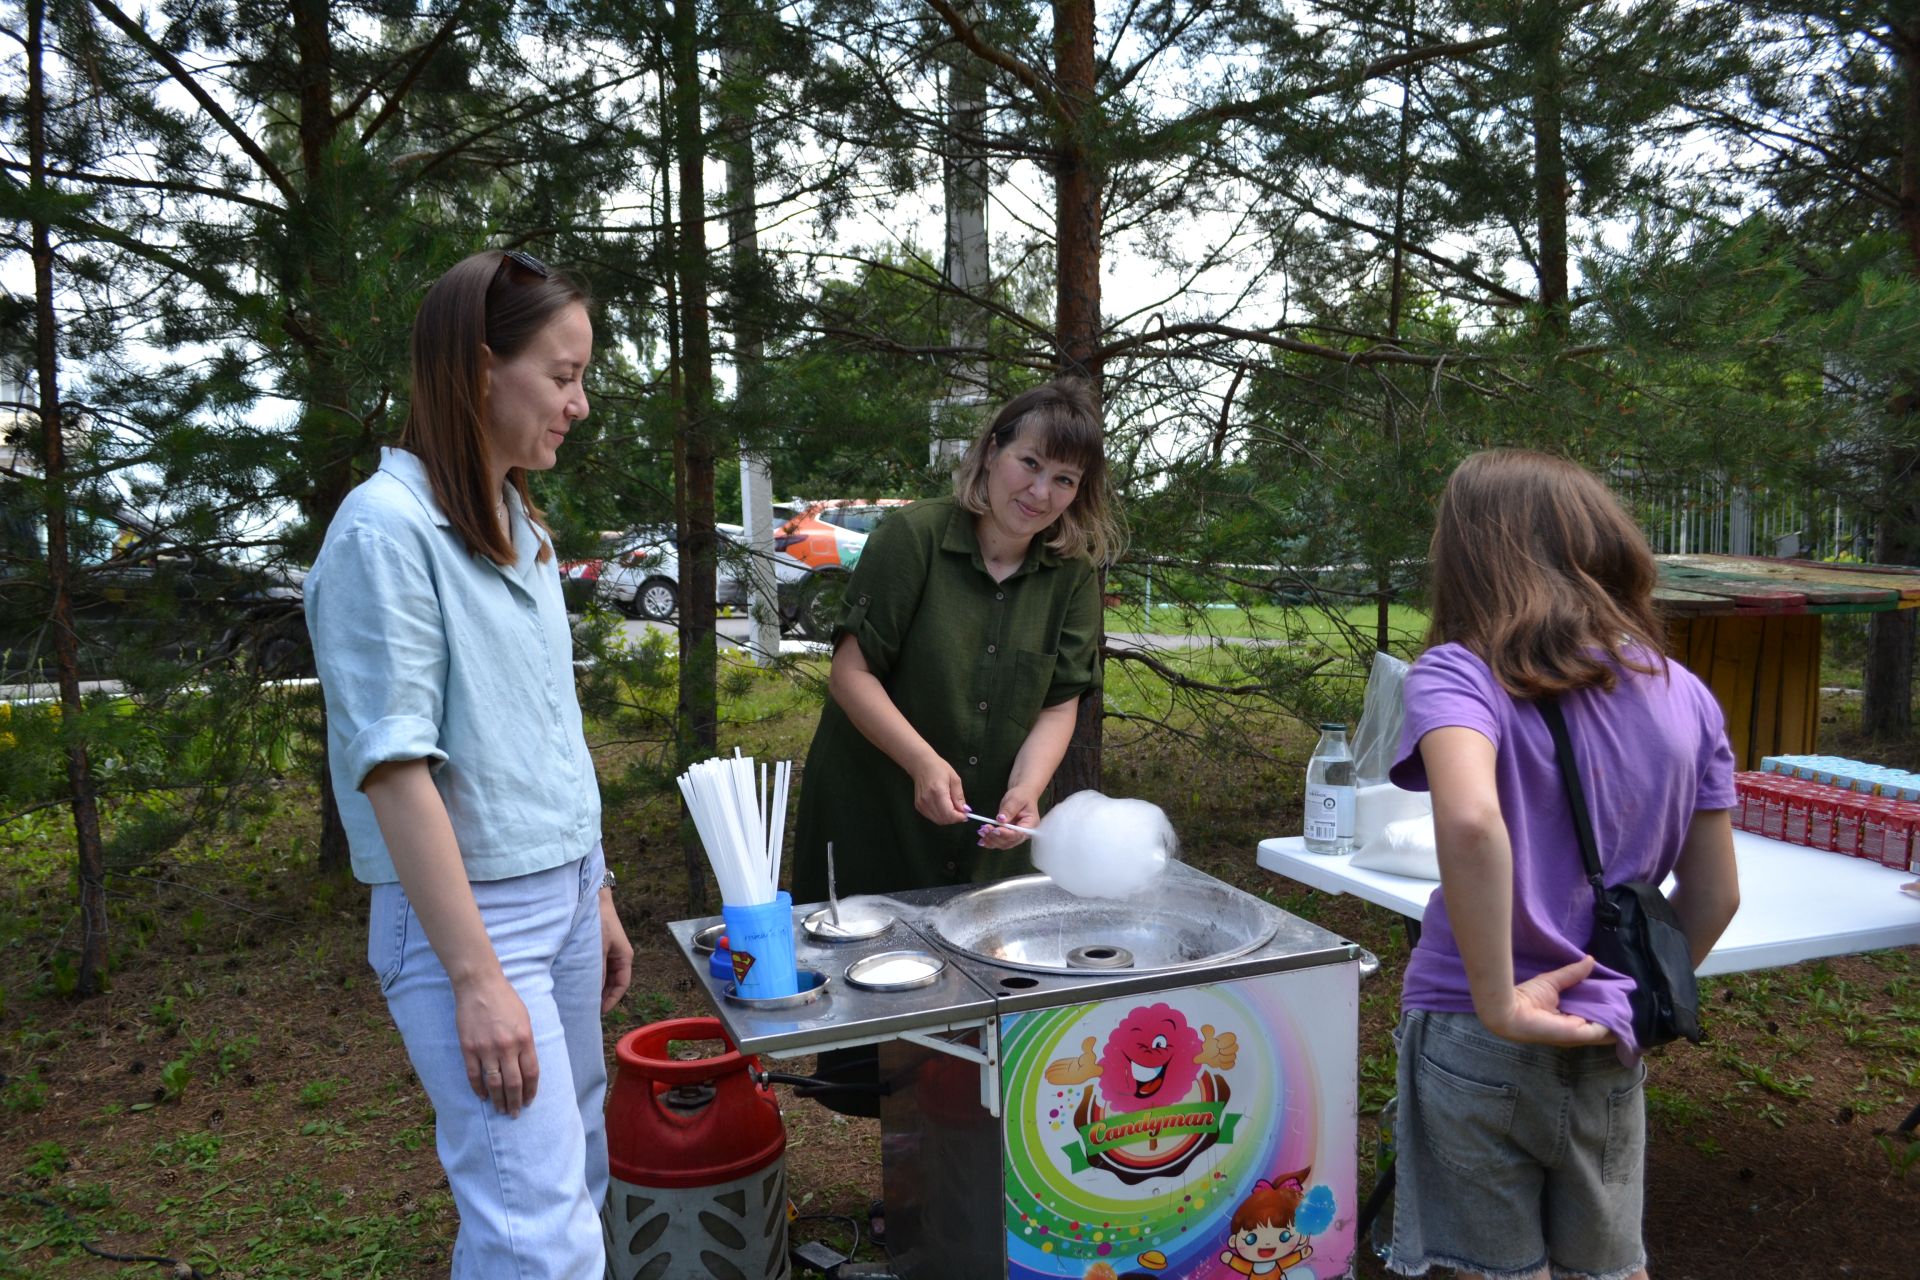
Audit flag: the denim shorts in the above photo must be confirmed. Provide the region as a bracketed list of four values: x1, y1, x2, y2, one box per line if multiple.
[1387, 1010, 1648, 1280]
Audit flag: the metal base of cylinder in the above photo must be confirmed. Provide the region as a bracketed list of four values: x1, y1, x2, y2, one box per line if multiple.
[603, 1161, 791, 1280]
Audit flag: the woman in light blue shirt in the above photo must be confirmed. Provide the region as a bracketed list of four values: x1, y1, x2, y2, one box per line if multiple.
[306, 249, 631, 1279]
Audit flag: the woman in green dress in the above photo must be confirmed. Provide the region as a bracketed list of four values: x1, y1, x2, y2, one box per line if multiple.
[791, 377, 1122, 904]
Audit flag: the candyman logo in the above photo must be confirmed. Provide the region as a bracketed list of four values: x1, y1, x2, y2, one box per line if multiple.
[1043, 1002, 1242, 1185]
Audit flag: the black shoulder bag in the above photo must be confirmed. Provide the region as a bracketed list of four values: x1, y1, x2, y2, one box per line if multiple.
[1539, 698, 1704, 1048]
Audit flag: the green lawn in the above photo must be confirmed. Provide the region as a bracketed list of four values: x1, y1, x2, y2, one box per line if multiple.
[1105, 601, 1429, 653]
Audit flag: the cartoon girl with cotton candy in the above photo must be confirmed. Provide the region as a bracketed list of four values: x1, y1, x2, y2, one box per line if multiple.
[1218, 1170, 1335, 1278]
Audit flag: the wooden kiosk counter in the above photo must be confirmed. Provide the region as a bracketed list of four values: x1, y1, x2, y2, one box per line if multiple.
[1659, 555, 1920, 769]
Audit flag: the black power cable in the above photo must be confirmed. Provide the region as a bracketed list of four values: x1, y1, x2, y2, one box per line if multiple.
[8, 1192, 209, 1278]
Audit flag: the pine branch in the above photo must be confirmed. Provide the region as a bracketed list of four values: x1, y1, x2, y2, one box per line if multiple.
[1158, 32, 1514, 138]
[922, 0, 1061, 118]
[0, 158, 279, 214]
[352, 1, 477, 145]
[87, 0, 298, 206]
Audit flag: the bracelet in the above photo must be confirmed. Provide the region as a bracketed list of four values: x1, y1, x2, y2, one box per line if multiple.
[599, 869, 616, 893]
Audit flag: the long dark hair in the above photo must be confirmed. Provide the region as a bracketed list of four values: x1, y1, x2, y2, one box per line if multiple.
[1426, 449, 1666, 697]
[951, 377, 1124, 565]
[398, 249, 590, 565]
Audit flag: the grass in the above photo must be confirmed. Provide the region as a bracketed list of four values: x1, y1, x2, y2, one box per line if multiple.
[1105, 601, 1430, 653]
[0, 642, 1916, 1276]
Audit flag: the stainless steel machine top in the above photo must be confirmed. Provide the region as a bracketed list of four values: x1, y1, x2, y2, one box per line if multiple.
[925, 865, 1279, 974]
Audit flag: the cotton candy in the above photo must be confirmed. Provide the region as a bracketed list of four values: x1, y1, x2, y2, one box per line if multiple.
[1029, 790, 1177, 898]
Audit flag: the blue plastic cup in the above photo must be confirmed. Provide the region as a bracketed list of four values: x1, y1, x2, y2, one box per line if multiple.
[719, 892, 798, 998]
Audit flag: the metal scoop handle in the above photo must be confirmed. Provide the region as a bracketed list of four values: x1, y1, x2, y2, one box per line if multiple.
[962, 810, 1040, 837]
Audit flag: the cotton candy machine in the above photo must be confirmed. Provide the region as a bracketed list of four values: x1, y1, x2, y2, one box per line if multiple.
[926, 873, 1278, 974]
[666, 862, 1359, 1280]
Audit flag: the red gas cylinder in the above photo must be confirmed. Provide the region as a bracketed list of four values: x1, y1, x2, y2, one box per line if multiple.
[604, 1017, 790, 1278]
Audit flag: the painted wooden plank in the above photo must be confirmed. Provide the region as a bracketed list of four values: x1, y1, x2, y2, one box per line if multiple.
[1711, 616, 1760, 769]
[1677, 554, 1910, 600]
[1775, 614, 1820, 758]
[1805, 601, 1899, 615]
[1750, 615, 1784, 761]
[1773, 557, 1920, 594]
[1655, 587, 1736, 615]
[1656, 564, 1807, 610]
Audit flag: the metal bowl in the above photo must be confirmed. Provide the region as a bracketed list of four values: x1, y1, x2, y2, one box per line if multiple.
[802, 906, 895, 943]
[723, 966, 830, 1009]
[845, 949, 946, 991]
[925, 871, 1277, 974]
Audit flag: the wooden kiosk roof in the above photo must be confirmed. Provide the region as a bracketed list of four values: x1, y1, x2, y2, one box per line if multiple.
[1655, 555, 1920, 617]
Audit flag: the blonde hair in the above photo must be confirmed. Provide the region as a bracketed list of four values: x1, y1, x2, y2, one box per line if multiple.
[951, 377, 1124, 565]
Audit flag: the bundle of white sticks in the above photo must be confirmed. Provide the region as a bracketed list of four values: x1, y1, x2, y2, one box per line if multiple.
[676, 750, 791, 906]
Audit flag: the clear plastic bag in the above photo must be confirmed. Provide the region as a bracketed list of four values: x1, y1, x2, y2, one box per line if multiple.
[1351, 651, 1411, 786]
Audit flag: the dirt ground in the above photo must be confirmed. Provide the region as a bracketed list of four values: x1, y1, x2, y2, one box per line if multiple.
[3, 721, 1917, 1277]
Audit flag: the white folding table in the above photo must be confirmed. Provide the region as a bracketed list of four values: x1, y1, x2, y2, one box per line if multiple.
[1255, 829, 1920, 977]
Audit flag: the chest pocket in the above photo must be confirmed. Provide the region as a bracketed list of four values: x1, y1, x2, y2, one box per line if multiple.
[1005, 649, 1058, 731]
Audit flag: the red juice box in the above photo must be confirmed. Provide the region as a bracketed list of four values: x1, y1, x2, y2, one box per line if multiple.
[1762, 785, 1789, 842]
[1733, 774, 1765, 832]
[1867, 803, 1915, 871]
[1783, 787, 1812, 846]
[1807, 790, 1839, 851]
[1834, 798, 1867, 858]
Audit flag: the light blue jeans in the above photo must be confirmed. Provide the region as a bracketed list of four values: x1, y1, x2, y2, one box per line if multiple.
[369, 847, 609, 1279]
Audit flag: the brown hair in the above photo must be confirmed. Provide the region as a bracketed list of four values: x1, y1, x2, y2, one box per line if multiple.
[1425, 449, 1667, 698]
[1230, 1167, 1310, 1233]
[951, 377, 1125, 565]
[398, 249, 590, 565]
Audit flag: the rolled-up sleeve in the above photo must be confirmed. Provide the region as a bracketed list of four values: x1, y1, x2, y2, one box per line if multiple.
[1044, 563, 1103, 706]
[833, 516, 931, 682]
[308, 526, 449, 789]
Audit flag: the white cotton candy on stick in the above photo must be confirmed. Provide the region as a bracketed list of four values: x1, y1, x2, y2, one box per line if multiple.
[1028, 790, 1177, 899]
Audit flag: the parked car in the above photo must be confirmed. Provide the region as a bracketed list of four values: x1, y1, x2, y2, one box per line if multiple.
[0, 492, 311, 682]
[597, 523, 843, 638]
[558, 530, 631, 611]
[774, 498, 910, 570]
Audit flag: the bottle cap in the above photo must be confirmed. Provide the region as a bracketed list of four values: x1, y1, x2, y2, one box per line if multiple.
[1319, 722, 1346, 732]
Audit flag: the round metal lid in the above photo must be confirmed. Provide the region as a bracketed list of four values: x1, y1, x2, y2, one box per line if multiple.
[844, 950, 946, 992]
[802, 906, 895, 943]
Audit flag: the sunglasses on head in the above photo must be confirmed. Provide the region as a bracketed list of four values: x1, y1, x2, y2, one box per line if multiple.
[495, 248, 550, 279]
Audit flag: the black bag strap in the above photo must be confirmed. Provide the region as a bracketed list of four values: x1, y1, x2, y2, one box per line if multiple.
[1538, 698, 1619, 924]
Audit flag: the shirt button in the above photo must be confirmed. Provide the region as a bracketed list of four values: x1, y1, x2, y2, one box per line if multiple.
[946, 861, 957, 873]
[978, 701, 988, 712]
[859, 594, 869, 605]
[987, 644, 996, 654]
[995, 591, 1004, 601]
[968, 756, 978, 766]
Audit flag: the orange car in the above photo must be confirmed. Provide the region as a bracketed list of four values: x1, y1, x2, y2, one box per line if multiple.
[773, 499, 910, 570]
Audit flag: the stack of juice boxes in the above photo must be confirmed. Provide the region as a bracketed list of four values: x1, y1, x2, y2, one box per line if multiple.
[1732, 756, 1920, 873]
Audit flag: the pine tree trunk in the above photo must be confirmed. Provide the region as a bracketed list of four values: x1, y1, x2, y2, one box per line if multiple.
[1862, 15, 1920, 741]
[1050, 0, 1104, 798]
[1528, 2, 1570, 334]
[673, 0, 719, 913]
[28, 0, 109, 996]
[291, 0, 357, 876]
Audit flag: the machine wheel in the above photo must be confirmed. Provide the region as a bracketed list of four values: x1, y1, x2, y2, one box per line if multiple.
[636, 577, 678, 622]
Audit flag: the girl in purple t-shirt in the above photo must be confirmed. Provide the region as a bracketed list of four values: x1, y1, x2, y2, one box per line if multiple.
[1384, 451, 1740, 1280]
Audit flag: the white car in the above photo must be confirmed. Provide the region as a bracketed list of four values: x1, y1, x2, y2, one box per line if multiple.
[597, 523, 840, 637]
